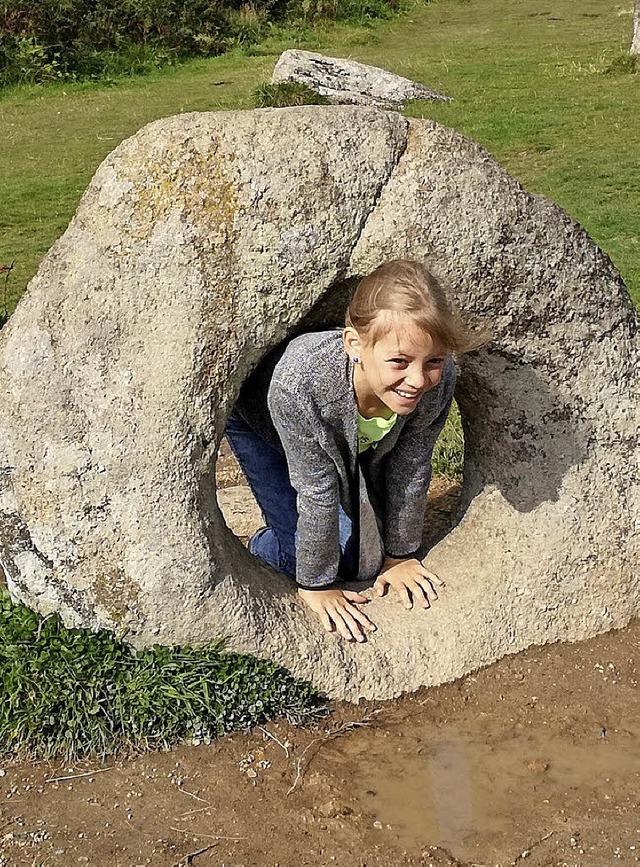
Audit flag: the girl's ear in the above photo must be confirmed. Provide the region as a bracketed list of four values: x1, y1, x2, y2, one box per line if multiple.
[342, 326, 363, 358]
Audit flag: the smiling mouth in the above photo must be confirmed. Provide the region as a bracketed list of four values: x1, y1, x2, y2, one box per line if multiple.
[393, 389, 420, 399]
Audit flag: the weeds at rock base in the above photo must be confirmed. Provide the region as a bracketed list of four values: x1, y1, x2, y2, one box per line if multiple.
[253, 81, 331, 106]
[0, 588, 325, 761]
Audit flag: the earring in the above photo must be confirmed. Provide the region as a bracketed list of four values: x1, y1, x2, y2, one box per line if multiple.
[352, 356, 360, 364]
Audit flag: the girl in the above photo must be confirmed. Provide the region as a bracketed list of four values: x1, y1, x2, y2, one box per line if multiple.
[226, 260, 484, 642]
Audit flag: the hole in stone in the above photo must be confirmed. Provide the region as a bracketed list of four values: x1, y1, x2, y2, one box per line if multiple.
[215, 439, 262, 547]
[214, 276, 465, 569]
[422, 399, 465, 550]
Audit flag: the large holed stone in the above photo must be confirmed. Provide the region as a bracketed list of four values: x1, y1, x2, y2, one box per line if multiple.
[0, 106, 638, 700]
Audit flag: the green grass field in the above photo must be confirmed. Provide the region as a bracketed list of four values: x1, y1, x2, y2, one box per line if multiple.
[1, 0, 638, 317]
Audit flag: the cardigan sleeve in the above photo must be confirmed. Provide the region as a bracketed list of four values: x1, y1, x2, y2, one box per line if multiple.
[267, 380, 342, 589]
[382, 358, 456, 559]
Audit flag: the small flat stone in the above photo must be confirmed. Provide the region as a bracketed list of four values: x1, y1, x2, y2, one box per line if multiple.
[272, 49, 451, 109]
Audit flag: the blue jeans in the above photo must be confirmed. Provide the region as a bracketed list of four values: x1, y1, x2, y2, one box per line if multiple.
[224, 412, 357, 580]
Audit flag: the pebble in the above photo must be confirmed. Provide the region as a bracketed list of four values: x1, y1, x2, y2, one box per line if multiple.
[527, 759, 550, 774]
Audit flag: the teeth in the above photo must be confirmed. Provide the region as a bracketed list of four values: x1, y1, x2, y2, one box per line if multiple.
[395, 390, 416, 398]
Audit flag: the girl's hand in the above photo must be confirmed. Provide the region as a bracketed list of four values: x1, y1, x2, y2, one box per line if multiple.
[373, 557, 444, 610]
[297, 587, 377, 643]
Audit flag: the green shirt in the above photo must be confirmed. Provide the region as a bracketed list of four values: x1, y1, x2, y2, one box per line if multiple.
[357, 411, 398, 453]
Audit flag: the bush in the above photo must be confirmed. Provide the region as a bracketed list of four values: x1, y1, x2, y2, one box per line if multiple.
[0, 0, 404, 86]
[0, 36, 66, 84]
[0, 0, 274, 86]
[333, 0, 400, 22]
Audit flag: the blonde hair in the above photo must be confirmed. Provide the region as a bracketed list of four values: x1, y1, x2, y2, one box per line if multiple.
[345, 260, 489, 354]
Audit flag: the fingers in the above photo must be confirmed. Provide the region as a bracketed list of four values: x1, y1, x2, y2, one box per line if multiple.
[405, 571, 442, 609]
[420, 562, 445, 588]
[298, 588, 377, 642]
[342, 589, 370, 603]
[377, 560, 447, 610]
[395, 578, 430, 610]
[328, 602, 376, 643]
[413, 576, 436, 609]
[318, 608, 333, 633]
[335, 608, 364, 642]
[417, 568, 439, 602]
[372, 576, 389, 597]
[398, 582, 413, 610]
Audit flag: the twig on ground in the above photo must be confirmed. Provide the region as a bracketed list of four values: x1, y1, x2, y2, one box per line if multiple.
[258, 725, 291, 757]
[287, 717, 375, 795]
[45, 767, 112, 783]
[173, 843, 217, 866]
[35, 613, 55, 641]
[175, 806, 211, 819]
[287, 757, 304, 796]
[512, 830, 554, 864]
[177, 787, 208, 802]
[170, 828, 247, 842]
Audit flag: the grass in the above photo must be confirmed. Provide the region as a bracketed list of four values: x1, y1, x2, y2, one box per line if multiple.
[409, 0, 640, 309]
[0, 587, 324, 760]
[431, 401, 464, 479]
[254, 80, 331, 106]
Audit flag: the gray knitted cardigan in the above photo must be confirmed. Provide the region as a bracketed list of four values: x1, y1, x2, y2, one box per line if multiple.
[235, 330, 456, 589]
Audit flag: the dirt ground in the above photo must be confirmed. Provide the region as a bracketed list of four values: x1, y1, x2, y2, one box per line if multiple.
[1, 451, 638, 867]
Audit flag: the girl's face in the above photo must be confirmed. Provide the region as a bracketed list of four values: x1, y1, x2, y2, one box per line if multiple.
[343, 315, 448, 419]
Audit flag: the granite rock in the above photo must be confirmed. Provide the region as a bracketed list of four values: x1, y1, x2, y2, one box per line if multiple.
[0, 105, 638, 700]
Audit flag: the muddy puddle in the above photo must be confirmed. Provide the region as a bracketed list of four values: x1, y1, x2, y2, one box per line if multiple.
[326, 720, 640, 861]
[305, 627, 640, 866]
